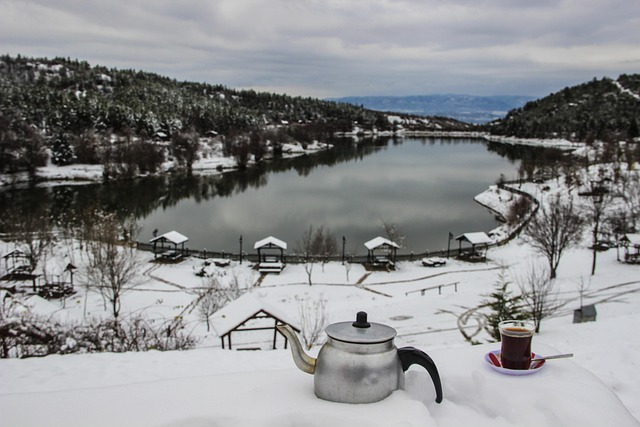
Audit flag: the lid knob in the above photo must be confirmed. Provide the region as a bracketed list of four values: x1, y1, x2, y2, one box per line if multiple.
[352, 311, 371, 328]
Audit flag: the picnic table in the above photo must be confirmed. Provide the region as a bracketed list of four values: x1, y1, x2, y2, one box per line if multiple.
[421, 257, 447, 267]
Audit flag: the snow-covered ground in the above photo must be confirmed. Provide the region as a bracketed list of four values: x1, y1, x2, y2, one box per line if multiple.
[1, 139, 639, 426]
[1, 239, 639, 426]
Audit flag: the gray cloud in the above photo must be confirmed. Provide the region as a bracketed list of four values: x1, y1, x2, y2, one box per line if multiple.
[1, 0, 638, 98]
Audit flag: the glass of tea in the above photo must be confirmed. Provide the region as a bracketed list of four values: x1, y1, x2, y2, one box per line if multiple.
[498, 320, 536, 370]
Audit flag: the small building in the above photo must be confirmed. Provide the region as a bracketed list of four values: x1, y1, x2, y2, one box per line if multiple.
[212, 293, 300, 350]
[573, 304, 597, 323]
[1, 250, 39, 292]
[254, 236, 287, 273]
[2, 249, 31, 273]
[455, 232, 493, 262]
[150, 231, 189, 262]
[364, 236, 400, 270]
[620, 233, 640, 264]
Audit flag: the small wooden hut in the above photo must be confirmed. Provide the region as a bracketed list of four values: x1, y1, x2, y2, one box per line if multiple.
[364, 236, 400, 270]
[455, 232, 493, 261]
[620, 233, 640, 264]
[212, 293, 300, 350]
[254, 236, 287, 273]
[150, 231, 189, 262]
[2, 249, 31, 273]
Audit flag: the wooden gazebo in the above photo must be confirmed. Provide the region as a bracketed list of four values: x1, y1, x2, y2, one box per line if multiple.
[620, 233, 640, 264]
[254, 236, 287, 273]
[2, 249, 31, 273]
[212, 293, 300, 350]
[364, 236, 400, 269]
[455, 232, 493, 261]
[150, 231, 189, 261]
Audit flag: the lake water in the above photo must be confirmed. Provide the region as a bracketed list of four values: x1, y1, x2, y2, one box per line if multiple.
[140, 137, 524, 254]
[1, 137, 536, 255]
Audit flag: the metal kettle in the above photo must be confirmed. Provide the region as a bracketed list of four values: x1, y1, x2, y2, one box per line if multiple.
[277, 311, 443, 404]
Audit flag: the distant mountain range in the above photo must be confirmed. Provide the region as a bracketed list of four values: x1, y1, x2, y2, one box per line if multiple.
[327, 94, 536, 124]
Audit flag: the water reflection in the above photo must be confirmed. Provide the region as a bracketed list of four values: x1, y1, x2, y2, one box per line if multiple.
[0, 137, 554, 253]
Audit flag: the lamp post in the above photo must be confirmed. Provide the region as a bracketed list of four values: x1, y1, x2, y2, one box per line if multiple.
[342, 236, 346, 265]
[239, 235, 243, 264]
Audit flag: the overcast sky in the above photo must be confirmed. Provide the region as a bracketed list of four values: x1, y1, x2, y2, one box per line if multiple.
[1, 0, 638, 99]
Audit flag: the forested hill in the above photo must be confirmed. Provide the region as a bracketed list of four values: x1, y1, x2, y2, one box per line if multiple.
[486, 74, 640, 141]
[0, 55, 466, 138]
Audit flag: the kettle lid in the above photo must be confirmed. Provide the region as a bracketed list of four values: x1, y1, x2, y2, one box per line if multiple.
[325, 311, 397, 344]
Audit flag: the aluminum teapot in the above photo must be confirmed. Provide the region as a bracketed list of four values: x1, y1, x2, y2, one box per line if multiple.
[277, 311, 443, 404]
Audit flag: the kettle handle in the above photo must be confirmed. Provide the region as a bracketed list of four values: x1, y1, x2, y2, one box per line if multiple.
[398, 346, 443, 403]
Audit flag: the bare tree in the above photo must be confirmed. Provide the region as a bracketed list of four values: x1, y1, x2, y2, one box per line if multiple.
[296, 295, 328, 350]
[194, 277, 227, 332]
[297, 225, 338, 286]
[83, 212, 142, 327]
[525, 194, 584, 279]
[381, 219, 405, 248]
[192, 272, 246, 332]
[11, 213, 52, 272]
[514, 262, 561, 333]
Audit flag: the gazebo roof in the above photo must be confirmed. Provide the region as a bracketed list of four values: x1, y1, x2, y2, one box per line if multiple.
[364, 236, 400, 250]
[254, 236, 287, 250]
[212, 292, 299, 337]
[455, 232, 493, 245]
[622, 233, 640, 246]
[2, 249, 28, 259]
[150, 231, 189, 245]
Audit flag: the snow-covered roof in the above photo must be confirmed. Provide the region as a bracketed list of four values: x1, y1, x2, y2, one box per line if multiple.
[254, 236, 287, 250]
[150, 231, 189, 245]
[211, 292, 299, 336]
[622, 233, 640, 246]
[364, 236, 400, 250]
[455, 232, 493, 245]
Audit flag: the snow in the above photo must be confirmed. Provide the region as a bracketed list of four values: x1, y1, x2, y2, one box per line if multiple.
[364, 236, 400, 250]
[253, 235, 288, 250]
[2, 232, 640, 426]
[211, 292, 299, 336]
[2, 138, 640, 426]
[614, 80, 640, 101]
[150, 230, 189, 245]
[454, 232, 494, 245]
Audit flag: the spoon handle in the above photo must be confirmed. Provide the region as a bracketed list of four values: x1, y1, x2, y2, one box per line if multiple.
[534, 353, 574, 361]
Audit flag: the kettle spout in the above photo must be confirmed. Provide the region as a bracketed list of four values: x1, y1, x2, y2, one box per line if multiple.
[277, 324, 316, 374]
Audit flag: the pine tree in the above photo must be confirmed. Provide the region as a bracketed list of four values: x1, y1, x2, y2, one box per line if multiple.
[482, 271, 528, 341]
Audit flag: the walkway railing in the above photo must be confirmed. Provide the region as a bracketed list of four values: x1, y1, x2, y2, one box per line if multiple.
[136, 181, 540, 264]
[136, 242, 468, 265]
[405, 281, 459, 296]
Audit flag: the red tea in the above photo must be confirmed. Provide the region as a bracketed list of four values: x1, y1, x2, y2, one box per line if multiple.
[500, 326, 532, 370]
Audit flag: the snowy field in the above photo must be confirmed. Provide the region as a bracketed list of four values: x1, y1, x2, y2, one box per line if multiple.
[2, 143, 640, 425]
[2, 230, 640, 426]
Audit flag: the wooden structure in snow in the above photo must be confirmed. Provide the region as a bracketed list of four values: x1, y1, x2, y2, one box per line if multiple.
[2, 249, 31, 274]
[254, 236, 287, 273]
[573, 304, 597, 323]
[364, 236, 400, 270]
[150, 231, 189, 262]
[454, 232, 493, 262]
[620, 233, 640, 264]
[212, 293, 300, 350]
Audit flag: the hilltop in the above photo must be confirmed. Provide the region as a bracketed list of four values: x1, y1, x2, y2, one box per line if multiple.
[0, 55, 469, 182]
[486, 74, 640, 141]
